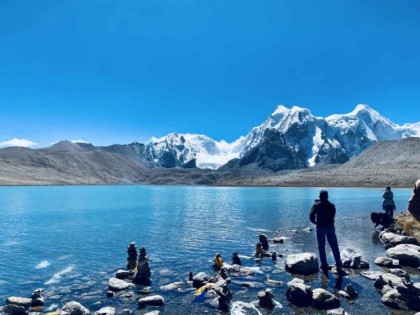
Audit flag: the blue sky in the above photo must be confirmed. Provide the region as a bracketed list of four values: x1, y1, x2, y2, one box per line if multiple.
[1, 0, 420, 147]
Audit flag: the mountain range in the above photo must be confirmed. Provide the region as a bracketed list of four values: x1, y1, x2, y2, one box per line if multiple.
[1, 103, 420, 186]
[145, 104, 420, 171]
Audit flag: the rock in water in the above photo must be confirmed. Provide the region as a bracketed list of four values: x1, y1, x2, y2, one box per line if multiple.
[192, 272, 213, 288]
[95, 307, 116, 315]
[341, 248, 369, 269]
[108, 277, 132, 291]
[126, 242, 138, 270]
[386, 244, 420, 267]
[137, 295, 164, 307]
[286, 282, 313, 306]
[132, 246, 152, 285]
[31, 288, 45, 307]
[312, 288, 340, 310]
[159, 281, 184, 291]
[285, 252, 318, 275]
[257, 289, 275, 308]
[4, 297, 32, 314]
[361, 271, 383, 281]
[59, 301, 90, 315]
[379, 231, 418, 247]
[344, 284, 358, 298]
[374, 256, 400, 267]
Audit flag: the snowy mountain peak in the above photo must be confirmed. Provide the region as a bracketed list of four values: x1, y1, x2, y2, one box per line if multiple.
[146, 133, 242, 169]
[142, 103, 420, 171]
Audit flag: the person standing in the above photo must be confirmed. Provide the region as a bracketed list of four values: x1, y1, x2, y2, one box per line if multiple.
[408, 180, 420, 221]
[310, 189, 346, 276]
[383, 186, 396, 218]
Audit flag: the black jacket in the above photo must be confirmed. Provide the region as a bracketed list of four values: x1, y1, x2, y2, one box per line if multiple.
[310, 199, 336, 226]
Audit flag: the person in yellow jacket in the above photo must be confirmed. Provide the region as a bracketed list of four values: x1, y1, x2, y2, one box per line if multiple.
[214, 253, 223, 271]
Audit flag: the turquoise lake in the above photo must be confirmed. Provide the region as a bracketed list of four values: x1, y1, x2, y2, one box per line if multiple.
[0, 186, 417, 314]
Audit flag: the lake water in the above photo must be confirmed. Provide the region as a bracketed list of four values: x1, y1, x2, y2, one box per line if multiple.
[0, 186, 417, 314]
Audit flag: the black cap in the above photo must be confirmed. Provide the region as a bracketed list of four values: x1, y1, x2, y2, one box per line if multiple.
[319, 189, 328, 199]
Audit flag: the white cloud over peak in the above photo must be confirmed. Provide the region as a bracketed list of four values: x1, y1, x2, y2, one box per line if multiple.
[71, 139, 89, 144]
[0, 138, 38, 148]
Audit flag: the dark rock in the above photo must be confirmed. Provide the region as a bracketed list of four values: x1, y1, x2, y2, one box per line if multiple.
[116, 270, 132, 280]
[106, 291, 114, 298]
[126, 242, 138, 270]
[285, 252, 318, 275]
[312, 288, 340, 310]
[286, 282, 313, 307]
[132, 247, 152, 285]
[30, 288, 44, 307]
[344, 284, 358, 298]
[257, 289, 275, 308]
[4, 297, 31, 314]
[272, 237, 284, 244]
[374, 273, 406, 290]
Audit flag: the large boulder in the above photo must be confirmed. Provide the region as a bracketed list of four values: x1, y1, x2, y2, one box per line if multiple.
[381, 287, 420, 311]
[374, 256, 400, 267]
[386, 244, 420, 267]
[286, 282, 313, 307]
[138, 295, 164, 307]
[341, 248, 369, 269]
[285, 252, 319, 275]
[94, 307, 116, 315]
[312, 288, 340, 310]
[4, 297, 32, 314]
[379, 231, 418, 247]
[108, 277, 132, 291]
[59, 301, 90, 315]
[374, 273, 406, 290]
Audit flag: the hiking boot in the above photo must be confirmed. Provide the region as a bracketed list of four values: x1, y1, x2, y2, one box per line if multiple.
[320, 265, 329, 273]
[336, 268, 348, 276]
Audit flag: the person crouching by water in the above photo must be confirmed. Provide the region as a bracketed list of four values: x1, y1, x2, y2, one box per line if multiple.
[214, 253, 223, 271]
[255, 243, 265, 258]
[310, 189, 346, 276]
[383, 186, 396, 218]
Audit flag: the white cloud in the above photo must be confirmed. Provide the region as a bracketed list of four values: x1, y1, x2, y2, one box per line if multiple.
[71, 139, 89, 144]
[0, 138, 38, 148]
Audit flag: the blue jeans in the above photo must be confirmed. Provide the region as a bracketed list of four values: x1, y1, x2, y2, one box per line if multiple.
[316, 226, 342, 268]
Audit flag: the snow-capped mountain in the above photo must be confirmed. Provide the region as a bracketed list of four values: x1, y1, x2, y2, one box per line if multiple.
[143, 104, 420, 170]
[145, 133, 244, 169]
[240, 104, 420, 168]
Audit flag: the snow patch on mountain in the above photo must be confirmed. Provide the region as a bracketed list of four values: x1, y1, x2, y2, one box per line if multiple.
[147, 133, 243, 169]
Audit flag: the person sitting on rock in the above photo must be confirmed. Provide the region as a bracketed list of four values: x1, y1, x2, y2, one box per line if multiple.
[213, 253, 224, 271]
[408, 179, 420, 221]
[382, 186, 396, 218]
[232, 252, 242, 265]
[259, 234, 269, 250]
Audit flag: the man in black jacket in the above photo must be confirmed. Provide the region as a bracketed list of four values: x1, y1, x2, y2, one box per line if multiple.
[310, 190, 346, 276]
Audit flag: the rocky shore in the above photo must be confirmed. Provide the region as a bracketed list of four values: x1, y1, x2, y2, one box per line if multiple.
[3, 223, 420, 315]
